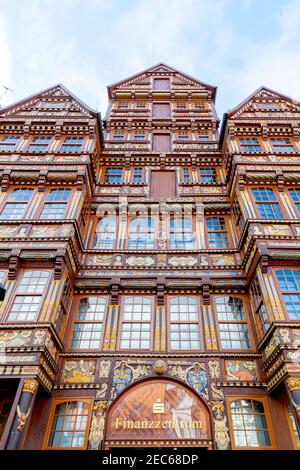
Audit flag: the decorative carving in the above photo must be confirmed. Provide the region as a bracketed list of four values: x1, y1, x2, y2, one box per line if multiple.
[286, 377, 300, 391]
[153, 360, 167, 375]
[213, 411, 230, 450]
[225, 361, 258, 381]
[111, 362, 133, 399]
[126, 256, 154, 267]
[264, 331, 280, 359]
[16, 406, 31, 432]
[88, 401, 108, 450]
[186, 363, 208, 400]
[168, 256, 197, 267]
[99, 360, 111, 379]
[22, 379, 38, 394]
[211, 383, 224, 400]
[62, 360, 96, 383]
[208, 361, 220, 379]
[211, 255, 235, 266]
[88, 255, 112, 266]
[0, 330, 31, 348]
[279, 328, 291, 344]
[32, 330, 46, 345]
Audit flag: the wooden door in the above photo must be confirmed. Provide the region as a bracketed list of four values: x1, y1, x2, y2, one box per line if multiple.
[152, 103, 170, 118]
[153, 78, 170, 90]
[152, 133, 171, 152]
[150, 171, 176, 197]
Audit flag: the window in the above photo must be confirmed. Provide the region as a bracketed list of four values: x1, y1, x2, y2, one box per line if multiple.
[250, 277, 270, 336]
[118, 101, 128, 109]
[132, 167, 143, 184]
[271, 137, 294, 153]
[104, 168, 123, 184]
[194, 102, 205, 110]
[230, 399, 272, 448]
[199, 168, 217, 184]
[239, 138, 261, 153]
[128, 216, 155, 249]
[182, 168, 191, 184]
[46, 400, 90, 449]
[133, 131, 145, 141]
[176, 102, 186, 110]
[136, 102, 146, 109]
[206, 217, 229, 248]
[197, 132, 209, 141]
[169, 297, 200, 350]
[0, 188, 34, 220]
[287, 404, 300, 449]
[27, 136, 51, 153]
[120, 297, 152, 349]
[252, 188, 283, 219]
[7, 270, 50, 321]
[70, 297, 107, 349]
[113, 132, 125, 141]
[169, 215, 195, 249]
[233, 198, 245, 233]
[178, 131, 189, 140]
[215, 296, 250, 349]
[289, 188, 300, 215]
[276, 269, 300, 320]
[93, 216, 116, 249]
[0, 135, 20, 151]
[40, 188, 71, 219]
[60, 136, 84, 153]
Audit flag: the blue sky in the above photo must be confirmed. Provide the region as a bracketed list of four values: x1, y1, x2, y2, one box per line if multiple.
[0, 0, 300, 120]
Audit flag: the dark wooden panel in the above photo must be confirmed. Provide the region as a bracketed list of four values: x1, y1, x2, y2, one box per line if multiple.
[150, 171, 176, 197]
[153, 78, 170, 90]
[152, 103, 170, 118]
[152, 133, 171, 152]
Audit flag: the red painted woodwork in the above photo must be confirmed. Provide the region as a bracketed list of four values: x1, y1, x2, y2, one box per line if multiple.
[152, 103, 170, 118]
[152, 133, 171, 152]
[150, 170, 176, 197]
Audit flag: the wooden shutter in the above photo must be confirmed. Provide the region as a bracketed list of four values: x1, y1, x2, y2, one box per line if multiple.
[153, 78, 170, 90]
[150, 171, 176, 197]
[152, 103, 170, 118]
[152, 134, 171, 152]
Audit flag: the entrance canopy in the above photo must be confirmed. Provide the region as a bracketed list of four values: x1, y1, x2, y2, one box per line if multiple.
[105, 378, 213, 448]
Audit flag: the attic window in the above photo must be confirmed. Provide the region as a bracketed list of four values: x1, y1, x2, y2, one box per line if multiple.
[256, 103, 281, 111]
[42, 102, 65, 109]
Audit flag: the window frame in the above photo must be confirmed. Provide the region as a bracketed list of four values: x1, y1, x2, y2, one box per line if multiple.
[199, 167, 218, 184]
[205, 216, 231, 249]
[181, 167, 193, 185]
[167, 295, 202, 351]
[214, 295, 252, 351]
[250, 186, 285, 220]
[118, 296, 154, 351]
[68, 296, 109, 351]
[26, 135, 52, 153]
[273, 268, 300, 320]
[92, 214, 118, 249]
[0, 135, 21, 152]
[270, 137, 295, 153]
[0, 187, 35, 220]
[286, 404, 300, 449]
[239, 137, 262, 153]
[43, 398, 92, 450]
[5, 269, 51, 322]
[127, 214, 156, 249]
[227, 396, 275, 450]
[168, 213, 196, 250]
[60, 136, 84, 153]
[39, 188, 72, 220]
[287, 188, 300, 216]
[103, 167, 124, 185]
[130, 167, 144, 185]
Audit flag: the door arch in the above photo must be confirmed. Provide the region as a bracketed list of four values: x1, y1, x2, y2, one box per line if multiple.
[104, 377, 213, 449]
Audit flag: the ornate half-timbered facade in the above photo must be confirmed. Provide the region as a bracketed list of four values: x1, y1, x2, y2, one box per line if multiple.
[0, 63, 299, 450]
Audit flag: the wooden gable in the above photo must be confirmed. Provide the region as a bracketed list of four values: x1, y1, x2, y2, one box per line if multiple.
[0, 84, 96, 120]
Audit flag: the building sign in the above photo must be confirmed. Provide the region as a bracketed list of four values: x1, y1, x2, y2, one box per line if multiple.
[106, 379, 211, 441]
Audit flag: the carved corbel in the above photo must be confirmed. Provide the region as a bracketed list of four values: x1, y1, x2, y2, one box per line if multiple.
[1, 170, 10, 192]
[54, 250, 65, 280]
[54, 124, 62, 140]
[157, 281, 165, 306]
[228, 124, 236, 140]
[238, 171, 246, 191]
[292, 123, 300, 142]
[202, 279, 211, 305]
[276, 171, 285, 192]
[38, 170, 48, 192]
[261, 125, 268, 141]
[8, 250, 21, 280]
[88, 120, 95, 139]
[159, 153, 166, 169]
[110, 282, 119, 305]
[76, 170, 85, 191]
[260, 254, 269, 274]
[23, 121, 31, 139]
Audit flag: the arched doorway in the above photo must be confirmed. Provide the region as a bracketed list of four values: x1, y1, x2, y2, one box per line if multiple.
[104, 378, 213, 449]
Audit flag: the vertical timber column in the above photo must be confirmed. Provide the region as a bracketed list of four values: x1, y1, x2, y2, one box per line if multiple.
[256, 265, 285, 321]
[5, 379, 39, 450]
[117, 196, 128, 249]
[202, 283, 218, 351]
[196, 202, 205, 249]
[285, 377, 300, 429]
[154, 284, 166, 352]
[103, 287, 120, 351]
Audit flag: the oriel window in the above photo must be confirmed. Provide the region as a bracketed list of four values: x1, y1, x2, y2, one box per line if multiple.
[199, 167, 217, 183]
[132, 167, 143, 184]
[128, 216, 155, 249]
[0, 188, 34, 220]
[229, 399, 272, 448]
[276, 269, 300, 320]
[70, 297, 107, 349]
[120, 297, 152, 349]
[169, 215, 195, 249]
[215, 296, 250, 349]
[271, 137, 294, 153]
[40, 188, 71, 219]
[169, 297, 200, 350]
[0, 135, 20, 152]
[252, 187, 283, 219]
[46, 400, 91, 449]
[206, 217, 229, 248]
[7, 270, 50, 322]
[60, 136, 84, 153]
[239, 137, 261, 153]
[104, 168, 123, 184]
[93, 215, 116, 249]
[250, 277, 270, 336]
[27, 136, 52, 153]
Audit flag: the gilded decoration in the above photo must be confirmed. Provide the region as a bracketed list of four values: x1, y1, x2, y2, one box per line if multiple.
[87, 255, 112, 266]
[170, 363, 208, 400]
[16, 406, 31, 432]
[208, 361, 220, 379]
[126, 256, 155, 267]
[88, 400, 108, 450]
[264, 331, 280, 359]
[286, 377, 300, 391]
[99, 360, 111, 378]
[225, 360, 258, 381]
[0, 330, 31, 348]
[211, 255, 235, 266]
[211, 402, 230, 450]
[279, 328, 291, 344]
[168, 256, 197, 267]
[153, 360, 167, 375]
[264, 225, 291, 236]
[62, 360, 96, 383]
[111, 362, 133, 399]
[22, 378, 39, 394]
